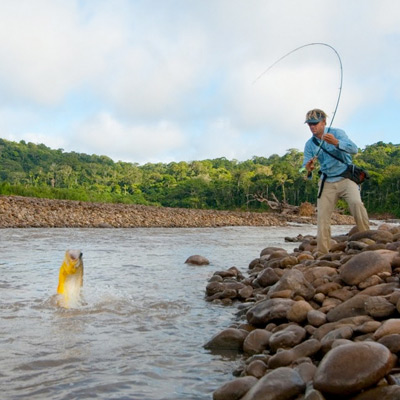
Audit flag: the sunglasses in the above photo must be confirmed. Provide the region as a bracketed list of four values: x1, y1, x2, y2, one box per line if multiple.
[307, 122, 319, 126]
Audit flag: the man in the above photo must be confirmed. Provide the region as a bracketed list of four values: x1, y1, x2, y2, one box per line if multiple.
[302, 108, 369, 254]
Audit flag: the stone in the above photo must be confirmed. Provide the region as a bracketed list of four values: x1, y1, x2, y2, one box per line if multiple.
[245, 360, 268, 378]
[374, 319, 400, 340]
[268, 269, 315, 300]
[326, 294, 371, 322]
[238, 285, 254, 300]
[243, 329, 272, 355]
[313, 342, 394, 396]
[213, 376, 258, 400]
[320, 325, 354, 345]
[304, 386, 325, 400]
[365, 296, 396, 318]
[312, 316, 373, 341]
[294, 361, 317, 384]
[378, 334, 400, 354]
[260, 247, 287, 258]
[268, 338, 321, 369]
[287, 300, 314, 323]
[340, 250, 395, 286]
[254, 267, 280, 287]
[303, 266, 338, 284]
[354, 320, 381, 334]
[360, 282, 399, 296]
[314, 282, 342, 295]
[246, 298, 295, 327]
[240, 367, 305, 400]
[350, 229, 394, 243]
[204, 328, 248, 351]
[269, 325, 306, 352]
[206, 282, 225, 296]
[349, 385, 400, 400]
[307, 310, 327, 327]
[185, 254, 210, 265]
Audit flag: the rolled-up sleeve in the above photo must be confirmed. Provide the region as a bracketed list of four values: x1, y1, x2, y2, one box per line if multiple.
[335, 128, 358, 154]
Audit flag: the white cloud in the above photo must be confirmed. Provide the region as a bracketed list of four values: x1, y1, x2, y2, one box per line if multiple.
[73, 112, 186, 163]
[0, 0, 399, 163]
[0, 0, 125, 105]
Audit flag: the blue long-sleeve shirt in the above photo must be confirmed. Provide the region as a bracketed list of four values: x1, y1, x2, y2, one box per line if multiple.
[302, 127, 358, 182]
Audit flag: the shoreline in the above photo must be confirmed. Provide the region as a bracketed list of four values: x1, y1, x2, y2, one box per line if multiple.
[0, 195, 356, 228]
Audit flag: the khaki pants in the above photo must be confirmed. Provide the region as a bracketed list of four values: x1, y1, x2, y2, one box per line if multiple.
[317, 178, 370, 254]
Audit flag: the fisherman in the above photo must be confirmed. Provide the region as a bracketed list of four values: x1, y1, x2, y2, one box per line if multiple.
[302, 108, 369, 255]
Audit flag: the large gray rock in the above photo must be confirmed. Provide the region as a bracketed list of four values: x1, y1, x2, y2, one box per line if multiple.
[374, 318, 400, 340]
[254, 267, 280, 287]
[246, 298, 295, 327]
[243, 329, 272, 355]
[340, 250, 395, 286]
[204, 328, 248, 351]
[268, 269, 315, 300]
[241, 367, 305, 400]
[268, 338, 321, 369]
[185, 254, 210, 265]
[213, 376, 258, 400]
[313, 342, 394, 396]
[269, 324, 306, 352]
[349, 385, 400, 399]
[326, 294, 369, 322]
[349, 229, 394, 243]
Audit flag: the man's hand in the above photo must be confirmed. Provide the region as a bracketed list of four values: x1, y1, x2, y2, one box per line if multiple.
[322, 133, 339, 146]
[305, 157, 316, 172]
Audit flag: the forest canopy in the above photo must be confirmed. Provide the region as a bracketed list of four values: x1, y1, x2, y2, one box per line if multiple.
[0, 138, 399, 217]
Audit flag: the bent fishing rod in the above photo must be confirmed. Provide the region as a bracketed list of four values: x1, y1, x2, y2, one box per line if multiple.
[253, 42, 343, 172]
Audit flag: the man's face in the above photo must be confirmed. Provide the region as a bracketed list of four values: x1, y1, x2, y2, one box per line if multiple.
[308, 119, 326, 138]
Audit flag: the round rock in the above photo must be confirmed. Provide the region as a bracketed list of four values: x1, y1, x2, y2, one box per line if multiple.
[313, 342, 394, 396]
[213, 376, 258, 400]
[185, 255, 210, 265]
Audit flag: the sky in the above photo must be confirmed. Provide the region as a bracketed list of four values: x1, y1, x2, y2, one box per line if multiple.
[0, 0, 399, 165]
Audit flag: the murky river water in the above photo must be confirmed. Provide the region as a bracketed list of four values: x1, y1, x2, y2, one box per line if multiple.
[0, 225, 351, 399]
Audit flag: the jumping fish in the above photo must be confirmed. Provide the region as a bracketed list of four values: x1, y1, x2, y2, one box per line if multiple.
[57, 249, 83, 308]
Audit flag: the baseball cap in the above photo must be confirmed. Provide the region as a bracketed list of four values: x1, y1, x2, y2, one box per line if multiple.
[305, 109, 327, 124]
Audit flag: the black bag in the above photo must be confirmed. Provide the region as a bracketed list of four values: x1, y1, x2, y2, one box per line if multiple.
[340, 164, 370, 185]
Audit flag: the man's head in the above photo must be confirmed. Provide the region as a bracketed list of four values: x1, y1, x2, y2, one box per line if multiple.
[305, 109, 327, 138]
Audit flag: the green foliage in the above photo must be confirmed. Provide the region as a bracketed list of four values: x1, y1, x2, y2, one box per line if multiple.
[0, 138, 399, 217]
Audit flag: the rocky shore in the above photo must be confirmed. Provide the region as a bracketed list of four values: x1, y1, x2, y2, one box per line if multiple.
[204, 224, 400, 399]
[0, 195, 355, 228]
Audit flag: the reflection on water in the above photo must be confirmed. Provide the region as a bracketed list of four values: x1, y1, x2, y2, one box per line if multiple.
[0, 225, 351, 399]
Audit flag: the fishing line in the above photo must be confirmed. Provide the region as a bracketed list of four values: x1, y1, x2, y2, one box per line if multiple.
[253, 42, 343, 172]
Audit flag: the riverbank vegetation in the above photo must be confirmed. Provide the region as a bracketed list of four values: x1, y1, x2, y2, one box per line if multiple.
[0, 138, 399, 217]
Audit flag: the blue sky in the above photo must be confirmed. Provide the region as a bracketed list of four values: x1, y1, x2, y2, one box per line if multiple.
[0, 0, 399, 164]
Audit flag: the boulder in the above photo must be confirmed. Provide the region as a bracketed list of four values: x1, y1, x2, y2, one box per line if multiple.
[185, 255, 210, 265]
[268, 269, 315, 300]
[339, 250, 395, 286]
[246, 298, 295, 327]
[213, 376, 258, 400]
[326, 295, 370, 322]
[269, 325, 307, 352]
[243, 329, 272, 355]
[313, 342, 394, 396]
[204, 328, 248, 351]
[240, 367, 305, 400]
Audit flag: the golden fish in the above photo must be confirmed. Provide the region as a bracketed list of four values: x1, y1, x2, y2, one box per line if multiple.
[57, 249, 83, 308]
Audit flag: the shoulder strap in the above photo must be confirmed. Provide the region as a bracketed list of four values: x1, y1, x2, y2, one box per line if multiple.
[312, 137, 348, 165]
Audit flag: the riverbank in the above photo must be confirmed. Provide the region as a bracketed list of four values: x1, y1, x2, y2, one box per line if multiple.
[207, 224, 400, 399]
[0, 195, 356, 228]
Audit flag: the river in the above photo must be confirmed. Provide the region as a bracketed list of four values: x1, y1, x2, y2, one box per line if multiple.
[0, 224, 351, 399]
